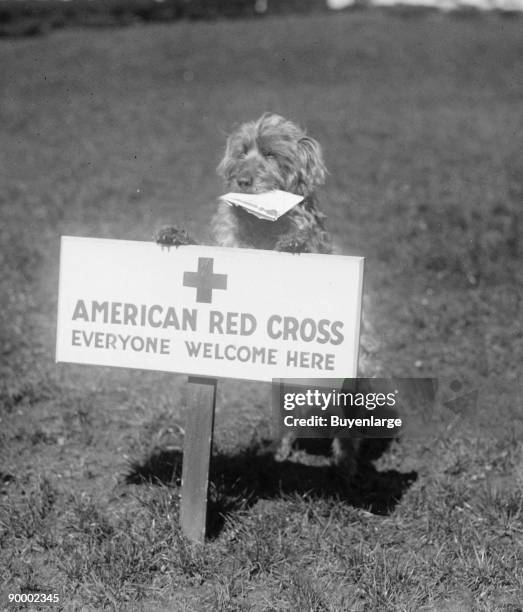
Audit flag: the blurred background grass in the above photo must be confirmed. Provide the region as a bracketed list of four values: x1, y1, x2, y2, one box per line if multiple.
[1, 8, 521, 481]
[1, 10, 521, 384]
[1, 10, 522, 609]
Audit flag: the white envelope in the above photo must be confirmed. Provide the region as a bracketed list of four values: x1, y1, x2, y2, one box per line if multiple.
[219, 190, 304, 221]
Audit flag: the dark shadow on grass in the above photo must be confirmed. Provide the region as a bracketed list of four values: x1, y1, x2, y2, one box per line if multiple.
[126, 438, 417, 538]
[126, 449, 184, 487]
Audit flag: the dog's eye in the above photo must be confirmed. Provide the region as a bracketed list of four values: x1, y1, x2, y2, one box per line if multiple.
[263, 151, 275, 159]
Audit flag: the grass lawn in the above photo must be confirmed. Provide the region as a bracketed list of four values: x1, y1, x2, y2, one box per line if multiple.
[0, 10, 522, 610]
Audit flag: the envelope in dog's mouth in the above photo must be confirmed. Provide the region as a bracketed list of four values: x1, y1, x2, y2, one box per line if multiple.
[219, 190, 304, 221]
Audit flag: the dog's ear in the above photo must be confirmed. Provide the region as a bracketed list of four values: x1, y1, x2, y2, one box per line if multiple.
[216, 134, 234, 181]
[296, 136, 327, 193]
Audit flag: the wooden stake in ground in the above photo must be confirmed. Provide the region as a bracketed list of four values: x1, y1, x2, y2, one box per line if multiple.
[179, 376, 217, 544]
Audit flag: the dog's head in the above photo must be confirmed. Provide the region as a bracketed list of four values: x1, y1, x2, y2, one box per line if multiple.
[217, 113, 326, 197]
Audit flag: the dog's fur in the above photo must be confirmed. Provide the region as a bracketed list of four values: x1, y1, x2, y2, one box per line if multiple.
[156, 113, 359, 483]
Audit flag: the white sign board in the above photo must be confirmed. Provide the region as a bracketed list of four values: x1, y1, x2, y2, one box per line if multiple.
[56, 237, 363, 382]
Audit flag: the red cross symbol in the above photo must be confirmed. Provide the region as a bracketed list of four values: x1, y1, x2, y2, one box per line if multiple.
[183, 257, 228, 304]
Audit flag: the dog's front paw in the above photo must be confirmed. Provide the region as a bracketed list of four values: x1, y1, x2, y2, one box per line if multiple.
[275, 231, 311, 254]
[154, 226, 196, 248]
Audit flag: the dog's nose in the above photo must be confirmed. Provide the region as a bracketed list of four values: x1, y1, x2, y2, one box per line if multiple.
[237, 176, 253, 189]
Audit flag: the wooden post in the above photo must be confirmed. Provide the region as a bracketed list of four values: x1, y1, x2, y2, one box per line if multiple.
[179, 376, 217, 544]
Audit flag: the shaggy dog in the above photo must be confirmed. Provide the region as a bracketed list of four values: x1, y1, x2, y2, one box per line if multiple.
[156, 113, 332, 254]
[156, 113, 359, 483]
